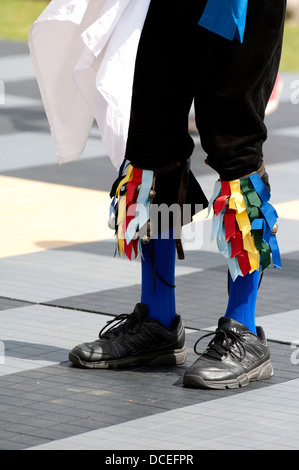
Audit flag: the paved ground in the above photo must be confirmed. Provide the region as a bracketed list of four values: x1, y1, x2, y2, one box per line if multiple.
[0, 38, 299, 451]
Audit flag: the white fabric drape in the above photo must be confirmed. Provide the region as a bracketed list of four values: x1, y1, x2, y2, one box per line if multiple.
[29, 0, 151, 169]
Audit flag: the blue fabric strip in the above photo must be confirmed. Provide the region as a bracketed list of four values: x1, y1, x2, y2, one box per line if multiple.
[198, 0, 249, 43]
[251, 218, 272, 245]
[249, 174, 271, 204]
[217, 223, 231, 258]
[269, 234, 282, 269]
[260, 203, 279, 236]
[227, 256, 243, 281]
[211, 209, 225, 242]
[125, 169, 154, 244]
[208, 180, 221, 216]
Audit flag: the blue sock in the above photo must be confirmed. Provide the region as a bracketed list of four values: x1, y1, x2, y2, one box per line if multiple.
[141, 231, 176, 329]
[225, 270, 260, 335]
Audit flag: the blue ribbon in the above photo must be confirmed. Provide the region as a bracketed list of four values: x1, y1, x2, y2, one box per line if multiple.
[260, 203, 279, 233]
[198, 0, 249, 43]
[227, 256, 243, 281]
[248, 173, 281, 269]
[269, 234, 282, 269]
[249, 173, 271, 204]
[250, 218, 272, 245]
[125, 169, 154, 244]
[216, 221, 231, 258]
[208, 180, 221, 216]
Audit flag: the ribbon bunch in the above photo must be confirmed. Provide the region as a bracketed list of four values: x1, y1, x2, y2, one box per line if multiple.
[109, 162, 154, 260]
[210, 174, 281, 281]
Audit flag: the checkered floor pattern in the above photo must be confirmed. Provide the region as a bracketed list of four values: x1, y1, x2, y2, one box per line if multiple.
[1, 39, 299, 450]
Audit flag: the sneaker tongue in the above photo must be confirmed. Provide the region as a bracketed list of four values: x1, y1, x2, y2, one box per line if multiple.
[201, 318, 249, 361]
[218, 317, 249, 335]
[133, 303, 150, 321]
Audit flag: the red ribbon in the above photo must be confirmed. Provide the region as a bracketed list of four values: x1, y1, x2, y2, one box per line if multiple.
[237, 250, 251, 276]
[214, 181, 231, 216]
[123, 167, 143, 260]
[224, 207, 237, 241]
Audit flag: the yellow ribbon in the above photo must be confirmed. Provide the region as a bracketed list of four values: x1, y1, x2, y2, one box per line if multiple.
[116, 165, 134, 199]
[236, 210, 252, 239]
[229, 181, 251, 239]
[243, 232, 258, 254]
[117, 195, 127, 256]
[115, 165, 134, 256]
[229, 180, 260, 273]
[229, 180, 246, 214]
[248, 251, 260, 273]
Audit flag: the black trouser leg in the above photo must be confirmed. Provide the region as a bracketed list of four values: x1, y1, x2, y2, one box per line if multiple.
[125, 0, 286, 182]
[125, 0, 207, 170]
[194, 0, 287, 180]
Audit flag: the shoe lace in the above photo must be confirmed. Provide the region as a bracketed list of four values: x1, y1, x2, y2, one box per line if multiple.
[99, 311, 143, 339]
[194, 328, 246, 361]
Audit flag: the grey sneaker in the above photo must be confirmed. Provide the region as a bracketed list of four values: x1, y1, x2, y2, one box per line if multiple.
[69, 303, 187, 369]
[183, 317, 273, 390]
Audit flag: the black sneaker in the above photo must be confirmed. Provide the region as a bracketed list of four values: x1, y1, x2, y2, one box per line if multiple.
[69, 303, 187, 369]
[183, 317, 273, 390]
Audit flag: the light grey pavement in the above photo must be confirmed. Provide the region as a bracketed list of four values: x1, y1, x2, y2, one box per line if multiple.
[0, 39, 299, 452]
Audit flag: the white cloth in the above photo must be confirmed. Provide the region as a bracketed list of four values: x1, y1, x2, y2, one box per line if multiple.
[28, 0, 151, 169]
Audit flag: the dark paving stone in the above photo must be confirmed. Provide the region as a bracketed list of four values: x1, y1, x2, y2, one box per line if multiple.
[1, 155, 118, 192]
[0, 336, 295, 450]
[0, 39, 29, 57]
[4, 78, 42, 101]
[0, 106, 49, 136]
[0, 297, 33, 311]
[44, 251, 299, 330]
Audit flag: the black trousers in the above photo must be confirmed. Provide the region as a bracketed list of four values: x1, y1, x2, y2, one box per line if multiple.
[125, 0, 286, 182]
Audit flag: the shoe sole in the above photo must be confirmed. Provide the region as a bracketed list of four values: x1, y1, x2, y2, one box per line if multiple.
[69, 347, 187, 369]
[183, 359, 274, 390]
